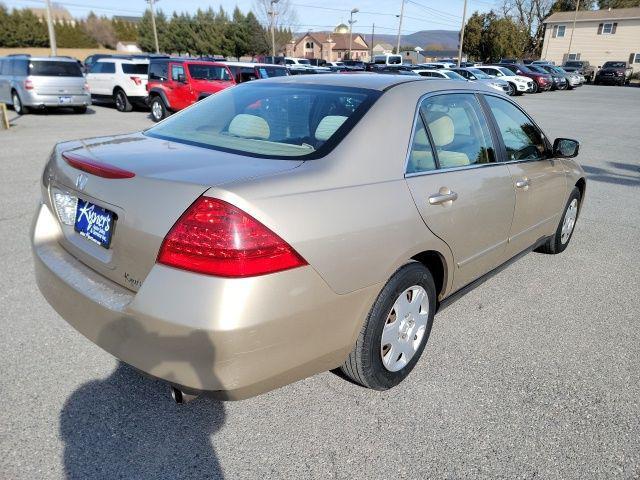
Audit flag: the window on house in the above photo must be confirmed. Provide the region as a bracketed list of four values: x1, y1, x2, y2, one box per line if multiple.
[634, 53, 640, 64]
[552, 25, 566, 38]
[598, 22, 617, 35]
[568, 53, 581, 61]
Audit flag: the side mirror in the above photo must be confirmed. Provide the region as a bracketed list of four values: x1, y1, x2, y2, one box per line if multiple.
[553, 138, 579, 158]
[177, 73, 186, 83]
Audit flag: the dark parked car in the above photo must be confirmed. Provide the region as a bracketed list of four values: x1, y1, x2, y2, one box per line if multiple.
[529, 64, 567, 90]
[562, 60, 595, 82]
[594, 61, 633, 86]
[342, 60, 366, 71]
[498, 63, 552, 93]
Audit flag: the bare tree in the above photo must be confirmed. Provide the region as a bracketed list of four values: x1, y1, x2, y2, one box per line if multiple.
[253, 0, 298, 54]
[502, 0, 553, 55]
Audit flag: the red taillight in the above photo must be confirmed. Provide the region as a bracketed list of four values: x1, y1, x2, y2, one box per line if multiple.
[157, 197, 307, 278]
[24, 79, 34, 90]
[130, 76, 142, 85]
[62, 151, 135, 179]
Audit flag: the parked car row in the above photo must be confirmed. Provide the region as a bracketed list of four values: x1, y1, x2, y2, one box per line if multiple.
[1, 53, 633, 118]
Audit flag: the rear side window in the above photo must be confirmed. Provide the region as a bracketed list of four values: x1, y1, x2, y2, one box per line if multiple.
[407, 115, 436, 174]
[146, 83, 380, 159]
[484, 95, 546, 161]
[419, 93, 495, 169]
[259, 66, 288, 78]
[99, 62, 115, 74]
[149, 61, 168, 81]
[29, 61, 82, 77]
[0, 59, 5, 75]
[122, 63, 148, 75]
[13, 59, 29, 76]
[188, 64, 231, 81]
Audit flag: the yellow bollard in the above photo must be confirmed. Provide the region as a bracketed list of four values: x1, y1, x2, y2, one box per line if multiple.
[0, 103, 9, 130]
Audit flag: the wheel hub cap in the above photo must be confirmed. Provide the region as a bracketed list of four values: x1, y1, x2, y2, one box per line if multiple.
[380, 285, 429, 372]
[561, 199, 578, 244]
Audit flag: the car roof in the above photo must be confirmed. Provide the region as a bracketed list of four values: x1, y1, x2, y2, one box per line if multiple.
[9, 56, 78, 62]
[221, 61, 286, 68]
[97, 57, 148, 64]
[249, 73, 492, 92]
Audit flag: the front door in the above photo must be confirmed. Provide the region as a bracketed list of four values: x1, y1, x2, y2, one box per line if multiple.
[482, 94, 567, 257]
[405, 92, 516, 291]
[169, 64, 192, 110]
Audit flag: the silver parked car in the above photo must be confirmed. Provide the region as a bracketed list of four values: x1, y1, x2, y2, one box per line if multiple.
[0, 55, 91, 114]
[451, 67, 514, 95]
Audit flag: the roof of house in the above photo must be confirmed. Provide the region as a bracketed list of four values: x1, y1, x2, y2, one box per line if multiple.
[373, 43, 394, 50]
[544, 7, 640, 23]
[296, 32, 369, 50]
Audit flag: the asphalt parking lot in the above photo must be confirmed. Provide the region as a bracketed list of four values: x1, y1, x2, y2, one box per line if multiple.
[1, 85, 639, 479]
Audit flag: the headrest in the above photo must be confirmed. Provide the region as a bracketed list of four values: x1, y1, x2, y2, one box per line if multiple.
[428, 115, 454, 147]
[315, 116, 348, 141]
[228, 114, 270, 140]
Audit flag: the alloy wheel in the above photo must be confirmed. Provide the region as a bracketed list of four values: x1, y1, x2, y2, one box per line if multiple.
[115, 91, 126, 111]
[12, 93, 22, 115]
[561, 198, 578, 244]
[380, 285, 429, 372]
[151, 99, 164, 121]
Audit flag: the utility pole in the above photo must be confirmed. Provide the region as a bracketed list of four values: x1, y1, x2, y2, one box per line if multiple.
[44, 0, 57, 56]
[457, 0, 468, 67]
[396, 0, 405, 54]
[270, 0, 280, 63]
[348, 8, 359, 60]
[370, 23, 375, 62]
[566, 0, 580, 60]
[147, 0, 160, 54]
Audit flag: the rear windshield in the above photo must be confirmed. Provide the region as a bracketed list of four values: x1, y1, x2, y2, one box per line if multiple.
[145, 83, 380, 159]
[602, 62, 625, 68]
[29, 61, 82, 77]
[187, 64, 231, 81]
[122, 63, 148, 75]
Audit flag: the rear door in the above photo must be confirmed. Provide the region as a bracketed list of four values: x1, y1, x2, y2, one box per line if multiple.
[404, 92, 516, 291]
[481, 94, 567, 257]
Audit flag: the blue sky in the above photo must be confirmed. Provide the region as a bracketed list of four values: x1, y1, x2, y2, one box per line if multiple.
[6, 0, 499, 34]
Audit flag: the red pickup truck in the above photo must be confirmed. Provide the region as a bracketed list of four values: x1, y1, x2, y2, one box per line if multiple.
[147, 58, 235, 122]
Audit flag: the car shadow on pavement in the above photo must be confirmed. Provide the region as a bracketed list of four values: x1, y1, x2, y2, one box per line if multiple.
[582, 163, 639, 187]
[59, 318, 226, 479]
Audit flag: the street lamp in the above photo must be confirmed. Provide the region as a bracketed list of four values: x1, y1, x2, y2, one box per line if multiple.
[270, 0, 280, 64]
[348, 8, 359, 60]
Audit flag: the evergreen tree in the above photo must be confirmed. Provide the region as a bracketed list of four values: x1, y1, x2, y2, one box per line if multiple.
[229, 7, 250, 59]
[0, 5, 10, 47]
[245, 11, 269, 57]
[112, 18, 138, 42]
[55, 20, 97, 48]
[138, 8, 168, 53]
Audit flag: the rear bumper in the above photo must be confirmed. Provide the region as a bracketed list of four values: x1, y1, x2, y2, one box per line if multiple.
[22, 91, 91, 108]
[32, 203, 378, 400]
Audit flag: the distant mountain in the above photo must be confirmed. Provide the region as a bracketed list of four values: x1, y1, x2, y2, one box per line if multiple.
[365, 30, 459, 50]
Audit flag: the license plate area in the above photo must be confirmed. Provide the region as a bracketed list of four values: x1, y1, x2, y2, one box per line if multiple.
[74, 198, 116, 249]
[58, 96, 72, 104]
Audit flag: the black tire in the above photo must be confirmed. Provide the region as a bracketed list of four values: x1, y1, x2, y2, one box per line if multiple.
[530, 82, 539, 94]
[537, 187, 581, 255]
[340, 262, 436, 390]
[150, 95, 167, 122]
[73, 106, 88, 114]
[114, 89, 132, 112]
[506, 82, 516, 96]
[11, 91, 28, 115]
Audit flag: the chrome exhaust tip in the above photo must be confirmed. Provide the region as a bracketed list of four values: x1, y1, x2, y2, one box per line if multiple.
[170, 386, 197, 404]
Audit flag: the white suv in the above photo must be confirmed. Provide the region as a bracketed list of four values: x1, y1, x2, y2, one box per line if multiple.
[86, 57, 149, 112]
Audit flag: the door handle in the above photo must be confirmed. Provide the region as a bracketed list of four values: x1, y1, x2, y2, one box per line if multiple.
[428, 189, 458, 205]
[515, 178, 530, 188]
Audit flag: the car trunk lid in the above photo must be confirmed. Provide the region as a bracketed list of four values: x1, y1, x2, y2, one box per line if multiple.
[47, 133, 303, 291]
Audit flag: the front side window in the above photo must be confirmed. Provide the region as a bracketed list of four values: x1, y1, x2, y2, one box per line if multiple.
[145, 83, 380, 159]
[553, 25, 566, 38]
[484, 95, 546, 161]
[171, 64, 184, 81]
[419, 93, 495, 169]
[149, 62, 168, 81]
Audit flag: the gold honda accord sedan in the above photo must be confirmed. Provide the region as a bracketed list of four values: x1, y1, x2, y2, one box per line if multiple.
[32, 74, 585, 401]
